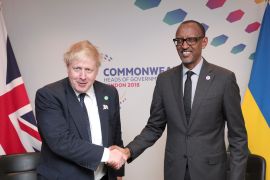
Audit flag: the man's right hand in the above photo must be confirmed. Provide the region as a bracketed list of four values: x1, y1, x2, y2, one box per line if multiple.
[107, 148, 127, 170]
[109, 145, 131, 160]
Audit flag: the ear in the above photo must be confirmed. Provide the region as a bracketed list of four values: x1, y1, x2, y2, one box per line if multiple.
[202, 37, 208, 49]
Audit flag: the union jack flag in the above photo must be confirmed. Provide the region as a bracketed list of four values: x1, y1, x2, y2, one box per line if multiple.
[0, 3, 41, 155]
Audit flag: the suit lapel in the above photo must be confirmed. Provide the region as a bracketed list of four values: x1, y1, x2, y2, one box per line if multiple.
[190, 60, 215, 125]
[65, 79, 90, 141]
[94, 82, 109, 147]
[170, 65, 188, 127]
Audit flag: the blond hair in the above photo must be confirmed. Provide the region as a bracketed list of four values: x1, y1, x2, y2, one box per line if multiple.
[64, 40, 101, 67]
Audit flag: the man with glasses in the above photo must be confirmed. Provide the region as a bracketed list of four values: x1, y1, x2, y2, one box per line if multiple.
[112, 20, 248, 180]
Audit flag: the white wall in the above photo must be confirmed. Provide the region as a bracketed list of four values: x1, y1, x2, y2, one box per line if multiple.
[1, 0, 265, 179]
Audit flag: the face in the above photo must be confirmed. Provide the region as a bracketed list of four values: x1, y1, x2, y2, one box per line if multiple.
[175, 22, 208, 69]
[67, 56, 99, 93]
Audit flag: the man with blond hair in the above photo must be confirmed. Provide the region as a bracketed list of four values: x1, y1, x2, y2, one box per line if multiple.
[35, 40, 126, 180]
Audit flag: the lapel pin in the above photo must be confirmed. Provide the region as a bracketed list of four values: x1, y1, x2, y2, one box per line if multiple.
[104, 96, 109, 100]
[206, 75, 211, 80]
[103, 104, 109, 110]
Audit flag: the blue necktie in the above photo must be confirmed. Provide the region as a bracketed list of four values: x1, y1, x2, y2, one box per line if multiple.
[183, 71, 194, 124]
[79, 93, 92, 142]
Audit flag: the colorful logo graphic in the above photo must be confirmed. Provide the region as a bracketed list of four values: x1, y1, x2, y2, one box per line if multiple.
[133, 0, 264, 59]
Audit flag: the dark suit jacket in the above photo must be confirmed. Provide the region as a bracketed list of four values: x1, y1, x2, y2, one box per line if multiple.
[126, 60, 248, 180]
[35, 78, 124, 180]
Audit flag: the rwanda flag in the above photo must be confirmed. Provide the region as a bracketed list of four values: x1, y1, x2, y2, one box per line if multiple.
[242, 3, 270, 180]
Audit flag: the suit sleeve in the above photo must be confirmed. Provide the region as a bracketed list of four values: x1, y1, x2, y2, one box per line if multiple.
[223, 73, 248, 180]
[126, 76, 167, 162]
[35, 87, 104, 171]
[110, 87, 125, 176]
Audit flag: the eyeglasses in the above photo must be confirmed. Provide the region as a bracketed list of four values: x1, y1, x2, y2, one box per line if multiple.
[173, 36, 204, 46]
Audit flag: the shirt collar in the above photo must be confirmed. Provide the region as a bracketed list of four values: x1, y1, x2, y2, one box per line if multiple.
[74, 85, 95, 100]
[182, 57, 203, 76]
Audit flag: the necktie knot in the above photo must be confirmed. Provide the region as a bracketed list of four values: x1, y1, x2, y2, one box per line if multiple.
[79, 93, 86, 107]
[79, 93, 86, 100]
[186, 71, 194, 79]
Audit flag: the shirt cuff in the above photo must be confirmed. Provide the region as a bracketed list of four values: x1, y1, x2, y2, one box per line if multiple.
[101, 147, 110, 162]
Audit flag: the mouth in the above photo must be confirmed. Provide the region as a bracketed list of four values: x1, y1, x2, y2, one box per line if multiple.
[77, 82, 87, 87]
[179, 50, 192, 58]
[182, 51, 191, 57]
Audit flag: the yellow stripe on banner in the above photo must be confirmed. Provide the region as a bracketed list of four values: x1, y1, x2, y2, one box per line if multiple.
[242, 89, 270, 180]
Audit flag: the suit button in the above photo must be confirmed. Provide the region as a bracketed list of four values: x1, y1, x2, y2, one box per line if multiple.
[183, 155, 187, 158]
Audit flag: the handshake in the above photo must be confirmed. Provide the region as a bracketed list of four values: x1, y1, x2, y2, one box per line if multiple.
[106, 146, 131, 170]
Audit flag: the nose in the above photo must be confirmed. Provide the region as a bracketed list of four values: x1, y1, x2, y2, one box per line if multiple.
[181, 40, 190, 49]
[79, 70, 86, 79]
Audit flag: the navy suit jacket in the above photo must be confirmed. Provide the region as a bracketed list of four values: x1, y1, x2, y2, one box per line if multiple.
[35, 78, 124, 180]
[127, 60, 248, 180]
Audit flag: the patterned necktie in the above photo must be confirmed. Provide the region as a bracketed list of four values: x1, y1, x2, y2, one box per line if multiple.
[79, 93, 92, 142]
[183, 71, 194, 124]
